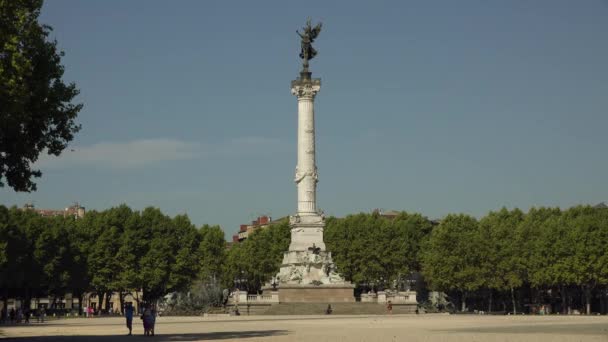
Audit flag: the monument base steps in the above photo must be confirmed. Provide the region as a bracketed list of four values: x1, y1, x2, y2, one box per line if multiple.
[278, 286, 355, 303]
[261, 302, 418, 315]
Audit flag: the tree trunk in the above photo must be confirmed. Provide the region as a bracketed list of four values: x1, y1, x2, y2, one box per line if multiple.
[511, 287, 517, 315]
[119, 292, 125, 314]
[24, 287, 31, 310]
[105, 291, 112, 314]
[135, 292, 141, 314]
[561, 284, 567, 314]
[585, 285, 592, 315]
[488, 290, 493, 313]
[77, 293, 83, 316]
[97, 292, 104, 314]
[600, 289, 608, 315]
[461, 291, 467, 312]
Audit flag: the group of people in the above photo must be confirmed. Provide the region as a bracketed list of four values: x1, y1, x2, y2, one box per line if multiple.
[124, 302, 156, 336]
[84, 306, 95, 318]
[1, 307, 46, 324]
[3, 308, 28, 323]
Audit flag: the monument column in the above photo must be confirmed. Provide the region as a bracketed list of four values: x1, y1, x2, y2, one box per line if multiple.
[293, 78, 320, 215]
[288, 75, 325, 252]
[267, 19, 354, 303]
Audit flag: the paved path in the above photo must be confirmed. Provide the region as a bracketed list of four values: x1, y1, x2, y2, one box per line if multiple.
[1, 314, 608, 341]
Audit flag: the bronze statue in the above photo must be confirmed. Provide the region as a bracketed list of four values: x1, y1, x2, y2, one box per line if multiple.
[297, 19, 322, 71]
[307, 243, 321, 255]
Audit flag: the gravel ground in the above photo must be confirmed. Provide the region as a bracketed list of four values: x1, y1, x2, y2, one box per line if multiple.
[1, 314, 608, 341]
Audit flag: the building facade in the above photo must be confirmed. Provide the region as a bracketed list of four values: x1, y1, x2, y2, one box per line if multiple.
[232, 215, 274, 242]
[21, 202, 86, 219]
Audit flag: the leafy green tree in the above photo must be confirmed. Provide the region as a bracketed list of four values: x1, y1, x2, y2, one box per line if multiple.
[35, 216, 73, 302]
[135, 208, 201, 302]
[562, 206, 608, 315]
[63, 216, 89, 311]
[0, 206, 28, 317]
[527, 208, 574, 312]
[325, 212, 433, 290]
[198, 224, 225, 282]
[222, 242, 247, 290]
[0, 0, 82, 192]
[222, 220, 289, 292]
[113, 211, 146, 311]
[478, 208, 524, 312]
[0, 206, 7, 269]
[324, 215, 359, 282]
[9, 208, 47, 307]
[85, 206, 132, 308]
[325, 213, 390, 286]
[168, 215, 202, 294]
[421, 214, 483, 311]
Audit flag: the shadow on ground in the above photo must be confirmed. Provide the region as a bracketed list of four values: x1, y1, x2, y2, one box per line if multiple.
[2, 330, 289, 341]
[438, 323, 608, 336]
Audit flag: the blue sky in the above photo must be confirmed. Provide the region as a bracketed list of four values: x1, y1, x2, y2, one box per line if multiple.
[3, 0, 608, 237]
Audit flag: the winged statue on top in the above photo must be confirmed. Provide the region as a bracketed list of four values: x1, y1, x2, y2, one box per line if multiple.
[297, 19, 322, 71]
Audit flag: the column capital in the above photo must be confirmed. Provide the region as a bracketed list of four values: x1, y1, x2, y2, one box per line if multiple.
[291, 78, 321, 99]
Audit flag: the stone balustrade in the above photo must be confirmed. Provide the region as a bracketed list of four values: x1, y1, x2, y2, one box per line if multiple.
[229, 290, 416, 305]
[247, 294, 279, 303]
[360, 292, 377, 303]
[231, 291, 279, 304]
[376, 291, 417, 304]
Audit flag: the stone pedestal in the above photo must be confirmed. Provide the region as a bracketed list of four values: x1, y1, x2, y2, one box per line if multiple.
[279, 284, 355, 303]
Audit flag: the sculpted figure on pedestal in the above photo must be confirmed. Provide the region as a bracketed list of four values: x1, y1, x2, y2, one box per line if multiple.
[282, 265, 303, 284]
[296, 18, 322, 71]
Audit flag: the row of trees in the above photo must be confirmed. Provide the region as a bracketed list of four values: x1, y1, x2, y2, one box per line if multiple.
[2, 203, 607, 315]
[223, 205, 608, 315]
[421, 206, 608, 314]
[0, 205, 225, 315]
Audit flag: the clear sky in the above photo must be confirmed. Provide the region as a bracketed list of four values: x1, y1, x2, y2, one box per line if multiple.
[2, 0, 608, 237]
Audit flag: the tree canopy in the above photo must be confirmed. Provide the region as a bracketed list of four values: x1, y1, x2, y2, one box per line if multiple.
[0, 0, 82, 192]
[0, 204, 216, 316]
[2, 203, 608, 316]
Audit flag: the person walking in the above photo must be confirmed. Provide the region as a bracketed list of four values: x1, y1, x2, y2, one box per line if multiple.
[142, 304, 153, 336]
[387, 300, 393, 315]
[124, 303, 135, 336]
[149, 304, 157, 337]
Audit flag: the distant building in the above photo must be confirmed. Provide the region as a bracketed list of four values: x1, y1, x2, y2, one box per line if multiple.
[232, 215, 287, 243]
[22, 202, 86, 219]
[375, 209, 401, 219]
[232, 215, 272, 242]
[373, 209, 440, 225]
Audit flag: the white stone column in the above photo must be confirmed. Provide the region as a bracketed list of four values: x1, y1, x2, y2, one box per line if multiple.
[292, 80, 321, 216]
[262, 72, 353, 296]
